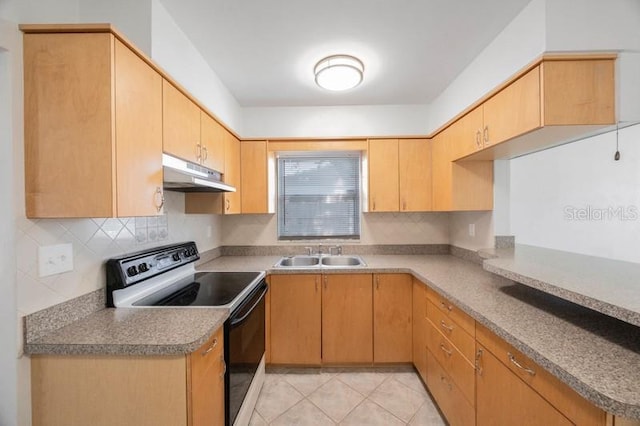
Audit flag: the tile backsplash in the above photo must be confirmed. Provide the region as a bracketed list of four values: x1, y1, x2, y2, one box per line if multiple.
[15, 192, 221, 317]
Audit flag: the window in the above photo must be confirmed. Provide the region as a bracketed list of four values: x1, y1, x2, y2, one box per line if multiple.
[277, 153, 361, 240]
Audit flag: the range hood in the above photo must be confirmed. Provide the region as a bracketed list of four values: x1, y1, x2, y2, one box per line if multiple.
[162, 153, 236, 193]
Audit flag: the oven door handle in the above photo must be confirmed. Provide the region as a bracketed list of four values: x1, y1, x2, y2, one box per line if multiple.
[230, 282, 268, 327]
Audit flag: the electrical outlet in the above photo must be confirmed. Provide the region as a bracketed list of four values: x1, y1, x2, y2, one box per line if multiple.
[206, 225, 212, 238]
[468, 224, 476, 237]
[38, 243, 73, 277]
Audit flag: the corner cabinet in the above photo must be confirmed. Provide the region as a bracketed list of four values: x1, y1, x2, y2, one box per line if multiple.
[30, 328, 225, 426]
[23, 29, 164, 218]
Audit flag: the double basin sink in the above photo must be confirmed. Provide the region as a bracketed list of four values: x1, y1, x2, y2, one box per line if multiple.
[274, 254, 366, 269]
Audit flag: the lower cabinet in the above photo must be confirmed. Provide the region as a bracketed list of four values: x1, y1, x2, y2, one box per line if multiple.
[476, 323, 606, 426]
[373, 274, 412, 363]
[412, 279, 428, 382]
[269, 274, 322, 365]
[426, 351, 476, 426]
[322, 274, 374, 364]
[30, 327, 225, 426]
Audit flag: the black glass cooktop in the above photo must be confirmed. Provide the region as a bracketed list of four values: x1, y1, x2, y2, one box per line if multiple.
[133, 271, 262, 307]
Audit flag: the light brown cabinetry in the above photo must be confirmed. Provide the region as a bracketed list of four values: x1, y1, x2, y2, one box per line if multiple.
[23, 31, 163, 218]
[431, 128, 493, 212]
[269, 274, 322, 365]
[322, 274, 373, 364]
[30, 328, 224, 426]
[456, 58, 615, 161]
[223, 131, 242, 214]
[412, 279, 428, 382]
[162, 80, 202, 163]
[369, 139, 432, 212]
[241, 140, 269, 214]
[373, 274, 412, 363]
[200, 112, 225, 172]
[476, 323, 605, 426]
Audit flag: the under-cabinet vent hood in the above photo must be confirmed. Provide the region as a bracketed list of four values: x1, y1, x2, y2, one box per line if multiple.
[162, 153, 236, 193]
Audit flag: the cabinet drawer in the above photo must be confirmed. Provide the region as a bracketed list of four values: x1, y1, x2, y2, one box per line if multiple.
[426, 350, 475, 426]
[427, 299, 475, 363]
[426, 288, 475, 335]
[190, 328, 223, 387]
[476, 323, 605, 426]
[426, 321, 475, 406]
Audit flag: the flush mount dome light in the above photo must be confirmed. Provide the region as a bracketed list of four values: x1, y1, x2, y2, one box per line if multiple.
[314, 54, 364, 91]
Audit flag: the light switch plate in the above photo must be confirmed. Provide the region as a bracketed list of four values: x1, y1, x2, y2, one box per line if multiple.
[468, 223, 476, 237]
[38, 243, 74, 277]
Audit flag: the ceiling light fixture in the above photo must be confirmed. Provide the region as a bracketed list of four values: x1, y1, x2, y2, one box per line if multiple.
[314, 54, 364, 91]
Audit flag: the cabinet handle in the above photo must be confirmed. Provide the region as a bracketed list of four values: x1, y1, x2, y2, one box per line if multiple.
[201, 338, 218, 356]
[439, 320, 454, 333]
[372, 200, 376, 211]
[226, 198, 230, 211]
[315, 277, 319, 292]
[375, 276, 380, 290]
[196, 143, 202, 161]
[202, 146, 208, 161]
[154, 187, 165, 213]
[323, 275, 328, 290]
[220, 357, 226, 378]
[440, 344, 452, 357]
[402, 200, 407, 211]
[508, 352, 536, 376]
[483, 125, 489, 145]
[475, 130, 482, 148]
[475, 348, 484, 376]
[440, 301, 452, 312]
[440, 374, 453, 391]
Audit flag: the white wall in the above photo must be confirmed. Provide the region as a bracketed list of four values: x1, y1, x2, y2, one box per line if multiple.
[510, 124, 640, 263]
[0, 17, 18, 426]
[242, 104, 431, 139]
[150, 0, 243, 133]
[221, 212, 449, 246]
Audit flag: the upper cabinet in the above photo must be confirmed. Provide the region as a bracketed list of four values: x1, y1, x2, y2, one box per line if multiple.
[163, 81, 226, 171]
[241, 141, 269, 214]
[454, 57, 615, 161]
[368, 138, 432, 212]
[23, 30, 163, 218]
[223, 131, 242, 214]
[162, 80, 201, 163]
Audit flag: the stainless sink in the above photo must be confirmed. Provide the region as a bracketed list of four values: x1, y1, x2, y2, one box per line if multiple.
[321, 255, 366, 267]
[273, 254, 366, 268]
[274, 255, 320, 267]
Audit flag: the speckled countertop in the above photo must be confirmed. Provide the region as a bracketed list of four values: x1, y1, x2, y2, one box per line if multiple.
[25, 252, 640, 418]
[199, 254, 640, 418]
[481, 244, 640, 327]
[25, 307, 228, 356]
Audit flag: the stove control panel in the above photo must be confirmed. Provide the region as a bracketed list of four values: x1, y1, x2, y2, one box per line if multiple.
[106, 242, 200, 305]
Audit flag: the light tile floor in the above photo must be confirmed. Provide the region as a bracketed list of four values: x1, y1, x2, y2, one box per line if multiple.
[250, 367, 447, 425]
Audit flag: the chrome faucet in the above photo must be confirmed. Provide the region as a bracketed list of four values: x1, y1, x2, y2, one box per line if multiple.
[317, 244, 324, 255]
[329, 245, 343, 256]
[304, 246, 313, 256]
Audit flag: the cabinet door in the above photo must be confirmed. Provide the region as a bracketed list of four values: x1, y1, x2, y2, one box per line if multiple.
[476, 343, 572, 426]
[200, 112, 225, 172]
[451, 106, 484, 160]
[270, 274, 322, 365]
[483, 66, 541, 147]
[373, 274, 412, 363]
[322, 274, 373, 364]
[223, 131, 242, 214]
[190, 329, 224, 426]
[431, 131, 452, 211]
[368, 139, 399, 212]
[398, 139, 432, 212]
[240, 141, 268, 214]
[114, 40, 163, 217]
[162, 80, 201, 162]
[24, 32, 114, 218]
[412, 280, 428, 383]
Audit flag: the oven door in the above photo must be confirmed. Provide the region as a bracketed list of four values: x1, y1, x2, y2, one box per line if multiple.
[225, 280, 267, 426]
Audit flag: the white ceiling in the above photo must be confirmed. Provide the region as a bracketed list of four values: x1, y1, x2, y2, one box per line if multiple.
[158, 0, 532, 108]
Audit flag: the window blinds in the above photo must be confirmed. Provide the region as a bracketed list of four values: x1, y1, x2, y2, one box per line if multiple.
[277, 155, 361, 240]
